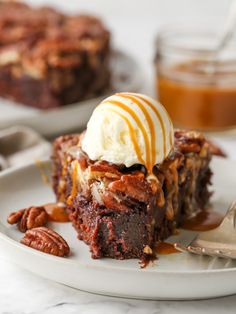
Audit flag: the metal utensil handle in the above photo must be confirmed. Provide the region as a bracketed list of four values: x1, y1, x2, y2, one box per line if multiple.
[216, 0, 236, 53]
[220, 200, 236, 229]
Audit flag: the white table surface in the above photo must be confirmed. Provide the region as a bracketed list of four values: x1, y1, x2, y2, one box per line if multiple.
[1, 256, 236, 314]
[1, 1, 236, 313]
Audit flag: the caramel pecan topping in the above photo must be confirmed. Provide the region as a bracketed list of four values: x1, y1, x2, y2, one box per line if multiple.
[108, 173, 153, 203]
[89, 162, 122, 180]
[7, 206, 48, 232]
[90, 161, 121, 174]
[21, 227, 70, 257]
[174, 130, 206, 154]
[165, 202, 175, 220]
[101, 192, 130, 212]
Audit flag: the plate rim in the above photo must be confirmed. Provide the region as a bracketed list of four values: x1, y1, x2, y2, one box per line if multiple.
[0, 158, 236, 275]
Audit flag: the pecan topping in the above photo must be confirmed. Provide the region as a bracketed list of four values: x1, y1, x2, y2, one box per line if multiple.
[207, 140, 227, 158]
[102, 192, 130, 212]
[7, 206, 48, 232]
[20, 227, 70, 257]
[174, 130, 206, 154]
[89, 162, 122, 180]
[108, 173, 153, 203]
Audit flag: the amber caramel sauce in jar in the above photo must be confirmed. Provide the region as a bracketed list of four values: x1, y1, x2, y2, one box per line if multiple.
[155, 27, 236, 131]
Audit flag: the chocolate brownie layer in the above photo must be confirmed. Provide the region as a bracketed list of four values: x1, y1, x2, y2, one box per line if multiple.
[52, 130, 212, 259]
[0, 2, 110, 109]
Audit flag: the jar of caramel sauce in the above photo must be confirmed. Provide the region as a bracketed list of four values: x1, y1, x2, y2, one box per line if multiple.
[155, 28, 236, 131]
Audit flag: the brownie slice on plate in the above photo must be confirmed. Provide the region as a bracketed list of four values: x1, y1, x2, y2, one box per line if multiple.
[52, 130, 212, 259]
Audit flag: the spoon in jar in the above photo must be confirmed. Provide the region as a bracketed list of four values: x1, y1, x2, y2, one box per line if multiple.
[202, 0, 236, 74]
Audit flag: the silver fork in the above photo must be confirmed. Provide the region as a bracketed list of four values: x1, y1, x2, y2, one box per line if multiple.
[175, 201, 236, 259]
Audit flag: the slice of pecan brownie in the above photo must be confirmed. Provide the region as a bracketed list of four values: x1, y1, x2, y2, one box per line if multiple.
[52, 130, 212, 259]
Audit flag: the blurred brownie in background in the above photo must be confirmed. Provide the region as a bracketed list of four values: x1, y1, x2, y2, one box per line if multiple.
[0, 1, 110, 109]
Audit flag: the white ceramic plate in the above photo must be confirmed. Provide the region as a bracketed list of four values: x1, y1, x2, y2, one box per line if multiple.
[0, 157, 236, 300]
[0, 50, 142, 137]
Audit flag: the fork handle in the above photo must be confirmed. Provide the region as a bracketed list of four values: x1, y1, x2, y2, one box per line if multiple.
[220, 200, 236, 230]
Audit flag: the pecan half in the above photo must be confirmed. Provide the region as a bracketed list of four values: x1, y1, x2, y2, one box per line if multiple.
[108, 173, 153, 203]
[7, 206, 48, 232]
[102, 191, 130, 211]
[20, 227, 70, 257]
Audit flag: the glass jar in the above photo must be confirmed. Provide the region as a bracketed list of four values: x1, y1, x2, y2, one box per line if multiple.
[155, 26, 236, 131]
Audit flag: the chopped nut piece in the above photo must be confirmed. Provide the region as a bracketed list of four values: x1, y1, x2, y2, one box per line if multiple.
[143, 245, 153, 255]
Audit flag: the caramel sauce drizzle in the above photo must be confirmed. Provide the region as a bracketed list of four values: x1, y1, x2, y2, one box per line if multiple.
[169, 129, 173, 146]
[44, 203, 70, 223]
[67, 160, 78, 205]
[181, 209, 223, 232]
[117, 93, 156, 170]
[102, 99, 152, 173]
[106, 108, 145, 165]
[140, 242, 180, 268]
[133, 93, 167, 157]
[155, 242, 180, 255]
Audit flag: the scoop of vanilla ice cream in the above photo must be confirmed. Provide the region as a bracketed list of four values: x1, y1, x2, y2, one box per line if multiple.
[82, 93, 174, 172]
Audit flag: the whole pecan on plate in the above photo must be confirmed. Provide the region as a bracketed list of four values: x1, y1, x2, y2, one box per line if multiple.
[7, 206, 48, 232]
[21, 227, 70, 257]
